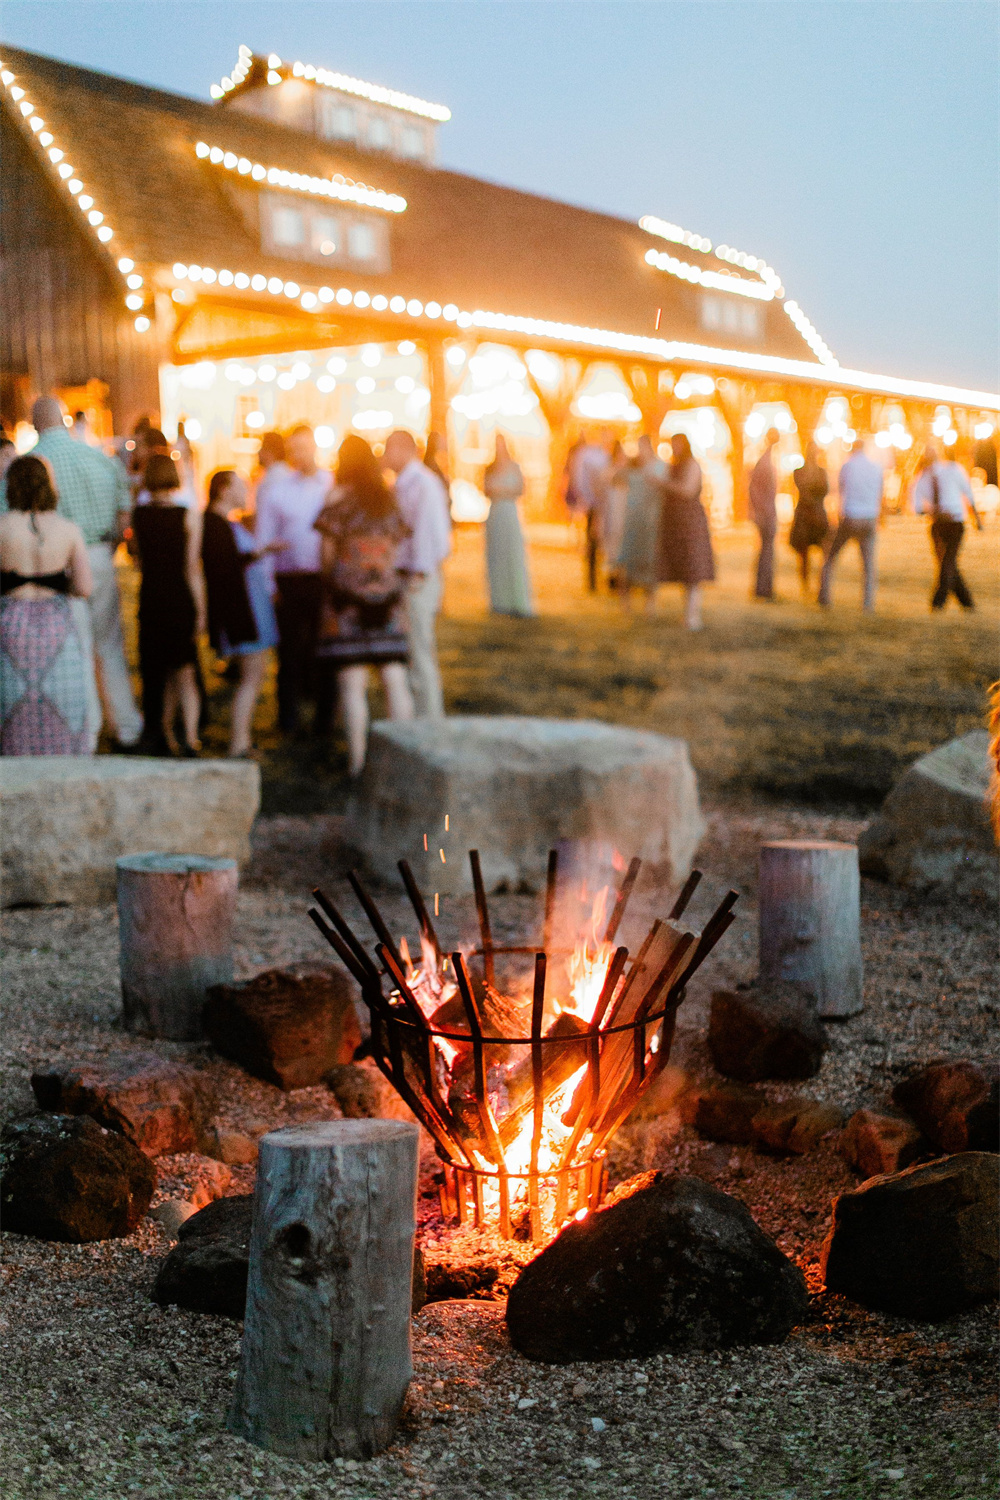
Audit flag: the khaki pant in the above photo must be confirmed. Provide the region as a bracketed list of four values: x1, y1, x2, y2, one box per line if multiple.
[405, 569, 444, 719]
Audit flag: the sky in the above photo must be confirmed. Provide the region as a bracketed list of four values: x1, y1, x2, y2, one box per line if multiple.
[2, 0, 997, 391]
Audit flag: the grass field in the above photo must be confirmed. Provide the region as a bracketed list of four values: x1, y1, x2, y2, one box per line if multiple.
[184, 512, 997, 816]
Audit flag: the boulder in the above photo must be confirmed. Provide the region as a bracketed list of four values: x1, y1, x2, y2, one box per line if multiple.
[751, 1098, 845, 1155]
[425, 1259, 500, 1302]
[893, 1060, 1000, 1154]
[326, 1059, 419, 1122]
[0, 756, 260, 907]
[30, 1053, 215, 1157]
[0, 1114, 156, 1242]
[154, 1194, 428, 1319]
[154, 1194, 254, 1318]
[857, 731, 996, 901]
[708, 984, 827, 1082]
[683, 1080, 768, 1144]
[506, 1171, 808, 1362]
[151, 1198, 198, 1238]
[838, 1109, 927, 1179]
[820, 1152, 999, 1319]
[344, 717, 704, 895]
[204, 966, 361, 1091]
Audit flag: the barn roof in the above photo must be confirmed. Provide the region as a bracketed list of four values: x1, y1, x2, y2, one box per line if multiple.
[2, 44, 997, 410]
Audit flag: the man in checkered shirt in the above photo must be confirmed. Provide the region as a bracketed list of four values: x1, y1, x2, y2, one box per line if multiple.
[1, 398, 143, 748]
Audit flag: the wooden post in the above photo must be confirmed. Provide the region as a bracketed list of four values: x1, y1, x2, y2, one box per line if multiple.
[758, 840, 863, 1018]
[116, 852, 237, 1041]
[229, 1119, 419, 1461]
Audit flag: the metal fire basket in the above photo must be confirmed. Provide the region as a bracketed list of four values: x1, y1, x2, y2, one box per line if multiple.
[309, 850, 738, 1241]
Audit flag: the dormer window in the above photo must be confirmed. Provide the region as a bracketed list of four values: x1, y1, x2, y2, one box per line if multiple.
[400, 126, 425, 159]
[367, 116, 392, 151]
[271, 204, 306, 247]
[320, 99, 356, 141]
[260, 192, 388, 270]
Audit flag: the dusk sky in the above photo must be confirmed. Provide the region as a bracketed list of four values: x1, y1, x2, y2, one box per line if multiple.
[3, 1, 997, 391]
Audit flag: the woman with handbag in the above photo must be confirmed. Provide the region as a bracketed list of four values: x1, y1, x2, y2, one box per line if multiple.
[314, 435, 415, 776]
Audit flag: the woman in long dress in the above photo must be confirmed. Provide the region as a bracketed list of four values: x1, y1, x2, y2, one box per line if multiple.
[484, 435, 534, 616]
[617, 435, 665, 613]
[0, 455, 94, 754]
[789, 442, 830, 595]
[657, 433, 715, 630]
[132, 454, 206, 756]
[601, 441, 629, 589]
[314, 434, 414, 777]
[201, 469, 283, 758]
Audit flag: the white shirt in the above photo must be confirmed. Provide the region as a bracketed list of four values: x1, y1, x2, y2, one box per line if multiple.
[912, 461, 975, 523]
[393, 460, 451, 575]
[255, 463, 331, 575]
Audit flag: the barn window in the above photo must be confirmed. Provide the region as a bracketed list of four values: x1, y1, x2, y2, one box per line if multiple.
[348, 222, 378, 261]
[271, 205, 305, 247]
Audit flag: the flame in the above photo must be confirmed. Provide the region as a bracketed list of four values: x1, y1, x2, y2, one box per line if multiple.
[565, 884, 614, 1023]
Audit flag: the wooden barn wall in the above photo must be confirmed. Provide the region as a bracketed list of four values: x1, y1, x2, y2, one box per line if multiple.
[0, 111, 161, 430]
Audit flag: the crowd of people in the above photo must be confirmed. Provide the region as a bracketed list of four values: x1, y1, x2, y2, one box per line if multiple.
[564, 425, 986, 621]
[0, 400, 451, 770]
[0, 398, 988, 764]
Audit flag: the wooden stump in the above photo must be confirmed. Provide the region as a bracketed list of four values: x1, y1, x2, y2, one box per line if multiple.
[758, 840, 863, 1018]
[116, 853, 237, 1041]
[229, 1119, 419, 1461]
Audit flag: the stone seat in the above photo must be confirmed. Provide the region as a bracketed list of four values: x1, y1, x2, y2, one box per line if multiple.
[857, 730, 995, 901]
[344, 716, 704, 894]
[0, 756, 260, 906]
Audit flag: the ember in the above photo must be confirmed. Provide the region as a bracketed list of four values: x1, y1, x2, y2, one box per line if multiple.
[310, 852, 738, 1240]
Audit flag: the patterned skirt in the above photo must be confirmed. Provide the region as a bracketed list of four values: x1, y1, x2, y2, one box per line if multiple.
[0, 594, 94, 755]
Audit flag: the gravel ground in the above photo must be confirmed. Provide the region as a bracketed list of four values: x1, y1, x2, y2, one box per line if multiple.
[1, 803, 996, 1500]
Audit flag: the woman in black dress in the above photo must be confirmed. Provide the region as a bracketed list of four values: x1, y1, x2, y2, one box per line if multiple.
[789, 442, 830, 595]
[657, 433, 716, 630]
[132, 454, 206, 755]
[314, 435, 414, 776]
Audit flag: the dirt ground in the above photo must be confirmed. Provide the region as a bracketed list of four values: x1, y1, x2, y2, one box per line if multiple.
[1, 799, 996, 1500]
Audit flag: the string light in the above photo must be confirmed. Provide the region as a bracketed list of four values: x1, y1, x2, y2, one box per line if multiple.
[783, 301, 838, 368]
[641, 214, 843, 362]
[194, 141, 406, 212]
[644, 247, 773, 300]
[4, 56, 995, 406]
[162, 262, 999, 407]
[210, 48, 451, 121]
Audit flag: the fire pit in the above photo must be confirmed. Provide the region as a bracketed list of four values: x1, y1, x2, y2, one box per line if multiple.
[310, 851, 737, 1241]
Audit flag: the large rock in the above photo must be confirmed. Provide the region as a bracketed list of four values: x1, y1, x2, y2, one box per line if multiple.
[838, 1108, 926, 1179]
[344, 718, 704, 894]
[0, 756, 260, 906]
[708, 984, 827, 1082]
[858, 731, 996, 900]
[751, 1098, 845, 1155]
[204, 966, 361, 1090]
[506, 1172, 808, 1362]
[0, 1114, 156, 1241]
[893, 1060, 1000, 1155]
[820, 1152, 999, 1319]
[30, 1053, 215, 1157]
[683, 1080, 768, 1144]
[326, 1059, 418, 1122]
[154, 1194, 255, 1318]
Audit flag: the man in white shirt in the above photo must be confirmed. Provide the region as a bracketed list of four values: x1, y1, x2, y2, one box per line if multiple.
[911, 444, 982, 610]
[818, 437, 884, 612]
[383, 430, 451, 719]
[255, 425, 332, 732]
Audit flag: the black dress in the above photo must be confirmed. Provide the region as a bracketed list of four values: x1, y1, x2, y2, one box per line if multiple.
[789, 464, 830, 553]
[133, 504, 197, 675]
